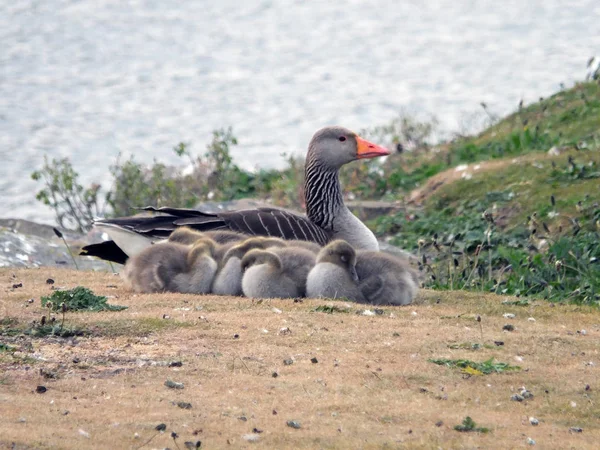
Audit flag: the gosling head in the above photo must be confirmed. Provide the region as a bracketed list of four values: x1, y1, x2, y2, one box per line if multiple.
[169, 227, 205, 245]
[241, 249, 282, 272]
[317, 240, 359, 282]
[187, 238, 216, 265]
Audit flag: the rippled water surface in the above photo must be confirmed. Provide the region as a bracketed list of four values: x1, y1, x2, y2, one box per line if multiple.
[1, 0, 599, 222]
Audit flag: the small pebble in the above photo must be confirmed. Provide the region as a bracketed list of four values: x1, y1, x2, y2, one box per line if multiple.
[286, 420, 301, 429]
[279, 327, 292, 335]
[360, 310, 376, 316]
[12, 283, 23, 289]
[46, 278, 55, 285]
[233, 334, 240, 339]
[252, 428, 263, 434]
[271, 307, 282, 314]
[78, 429, 90, 438]
[528, 317, 536, 322]
[527, 437, 536, 445]
[272, 372, 278, 378]
[176, 402, 192, 409]
[503, 324, 515, 331]
[36, 386, 47, 394]
[27, 298, 34, 304]
[435, 420, 443, 427]
[283, 359, 294, 366]
[311, 357, 319, 364]
[155, 423, 167, 432]
[184, 442, 202, 450]
[570, 401, 577, 408]
[529, 417, 539, 426]
[520, 388, 534, 399]
[503, 313, 515, 319]
[162, 314, 170, 319]
[243, 433, 260, 442]
[373, 309, 385, 315]
[164, 380, 184, 390]
[569, 427, 583, 433]
[511, 394, 524, 402]
[494, 341, 504, 346]
[238, 416, 247, 422]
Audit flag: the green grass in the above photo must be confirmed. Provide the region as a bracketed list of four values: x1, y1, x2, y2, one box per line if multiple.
[454, 416, 491, 433]
[41, 286, 127, 312]
[429, 357, 520, 375]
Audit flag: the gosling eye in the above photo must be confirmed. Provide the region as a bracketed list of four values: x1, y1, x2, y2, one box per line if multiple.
[338, 136, 347, 142]
[340, 254, 348, 263]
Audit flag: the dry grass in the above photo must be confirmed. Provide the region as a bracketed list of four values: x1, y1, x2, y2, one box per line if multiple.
[1, 268, 599, 449]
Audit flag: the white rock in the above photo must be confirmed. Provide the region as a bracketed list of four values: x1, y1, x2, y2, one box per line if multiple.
[503, 313, 515, 319]
[529, 417, 539, 426]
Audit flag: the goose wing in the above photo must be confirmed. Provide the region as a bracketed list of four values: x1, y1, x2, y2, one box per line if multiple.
[80, 206, 331, 264]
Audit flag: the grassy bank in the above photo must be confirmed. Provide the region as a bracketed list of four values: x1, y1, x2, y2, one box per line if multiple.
[1, 268, 599, 449]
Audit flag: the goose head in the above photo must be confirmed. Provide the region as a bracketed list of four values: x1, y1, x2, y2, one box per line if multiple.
[307, 126, 391, 170]
[187, 238, 217, 265]
[169, 227, 205, 245]
[241, 249, 282, 272]
[223, 237, 286, 263]
[317, 240, 359, 282]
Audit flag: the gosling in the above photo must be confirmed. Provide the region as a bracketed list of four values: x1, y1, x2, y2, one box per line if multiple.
[122, 238, 218, 294]
[306, 240, 365, 301]
[212, 236, 288, 296]
[168, 227, 245, 246]
[240, 247, 316, 299]
[307, 240, 419, 305]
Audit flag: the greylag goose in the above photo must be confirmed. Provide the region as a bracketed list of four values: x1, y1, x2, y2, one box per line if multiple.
[307, 240, 419, 305]
[80, 126, 390, 264]
[241, 247, 316, 299]
[306, 240, 364, 301]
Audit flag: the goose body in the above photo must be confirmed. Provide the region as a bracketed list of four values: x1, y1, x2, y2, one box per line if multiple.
[241, 247, 316, 299]
[81, 127, 390, 264]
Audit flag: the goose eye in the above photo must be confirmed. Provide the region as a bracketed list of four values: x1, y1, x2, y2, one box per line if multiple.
[338, 136, 346, 142]
[340, 255, 348, 262]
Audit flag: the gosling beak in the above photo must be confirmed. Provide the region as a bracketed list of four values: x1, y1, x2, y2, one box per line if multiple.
[350, 266, 359, 282]
[356, 136, 391, 159]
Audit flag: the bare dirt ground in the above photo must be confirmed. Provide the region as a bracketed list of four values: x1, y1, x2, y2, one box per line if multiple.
[1, 267, 599, 449]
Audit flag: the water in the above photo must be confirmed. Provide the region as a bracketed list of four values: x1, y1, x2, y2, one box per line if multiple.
[1, 0, 599, 224]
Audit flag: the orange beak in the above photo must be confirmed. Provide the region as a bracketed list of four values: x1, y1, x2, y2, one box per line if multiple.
[356, 135, 391, 159]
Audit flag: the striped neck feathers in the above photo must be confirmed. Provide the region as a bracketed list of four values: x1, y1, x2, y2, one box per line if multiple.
[304, 155, 344, 231]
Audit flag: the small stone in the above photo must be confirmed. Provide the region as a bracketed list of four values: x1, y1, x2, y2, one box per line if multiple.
[511, 394, 524, 402]
[238, 416, 247, 422]
[585, 384, 591, 391]
[527, 437, 536, 445]
[233, 334, 240, 339]
[435, 420, 443, 427]
[271, 307, 282, 314]
[310, 357, 319, 364]
[286, 420, 301, 429]
[72, 357, 80, 364]
[169, 361, 183, 367]
[36, 385, 47, 394]
[579, 329, 587, 335]
[155, 423, 167, 432]
[503, 324, 515, 331]
[46, 278, 55, 285]
[373, 309, 385, 315]
[252, 428, 263, 434]
[503, 313, 515, 319]
[164, 380, 184, 389]
[529, 417, 539, 426]
[272, 410, 277, 415]
[133, 433, 140, 439]
[494, 341, 504, 346]
[27, 298, 34, 304]
[177, 402, 192, 409]
[243, 433, 260, 442]
[520, 388, 534, 399]
[184, 442, 202, 450]
[12, 283, 23, 289]
[570, 401, 577, 408]
[279, 327, 292, 335]
[78, 429, 90, 438]
[272, 372, 278, 378]
[569, 427, 583, 433]
[283, 359, 294, 366]
[360, 310, 376, 316]
[528, 317, 536, 322]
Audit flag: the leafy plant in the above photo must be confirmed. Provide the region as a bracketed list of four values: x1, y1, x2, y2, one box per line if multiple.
[41, 286, 127, 312]
[454, 416, 490, 433]
[31, 156, 105, 232]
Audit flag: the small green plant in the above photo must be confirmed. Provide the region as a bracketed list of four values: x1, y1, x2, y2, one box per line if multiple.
[31, 156, 105, 232]
[41, 286, 127, 312]
[313, 305, 350, 314]
[454, 416, 490, 433]
[429, 357, 520, 375]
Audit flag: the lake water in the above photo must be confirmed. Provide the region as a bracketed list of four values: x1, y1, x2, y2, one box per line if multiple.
[1, 0, 599, 224]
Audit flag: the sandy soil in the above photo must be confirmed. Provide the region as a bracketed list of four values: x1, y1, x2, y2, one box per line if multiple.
[1, 267, 598, 449]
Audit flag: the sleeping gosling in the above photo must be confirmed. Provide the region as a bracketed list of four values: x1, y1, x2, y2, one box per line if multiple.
[168, 227, 245, 246]
[240, 247, 316, 299]
[306, 240, 365, 301]
[212, 236, 289, 296]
